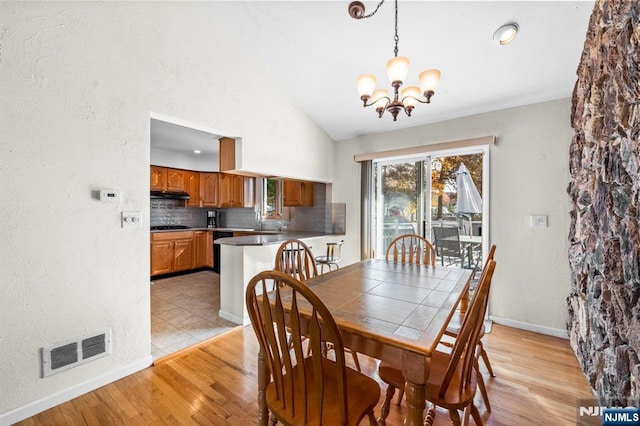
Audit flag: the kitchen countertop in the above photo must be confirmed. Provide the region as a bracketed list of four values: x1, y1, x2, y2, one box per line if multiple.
[214, 231, 340, 246]
[149, 227, 280, 234]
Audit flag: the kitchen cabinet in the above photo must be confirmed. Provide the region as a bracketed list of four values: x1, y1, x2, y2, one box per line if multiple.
[184, 171, 200, 207]
[219, 137, 236, 172]
[150, 231, 194, 276]
[150, 166, 167, 191]
[166, 168, 185, 191]
[283, 180, 314, 207]
[220, 173, 245, 208]
[200, 172, 220, 207]
[193, 231, 214, 268]
[150, 166, 185, 192]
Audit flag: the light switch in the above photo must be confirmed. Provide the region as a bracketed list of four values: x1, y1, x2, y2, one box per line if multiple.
[121, 211, 142, 228]
[530, 215, 547, 228]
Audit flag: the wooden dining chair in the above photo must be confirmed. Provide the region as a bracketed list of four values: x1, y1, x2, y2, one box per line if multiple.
[377, 260, 497, 426]
[441, 245, 498, 411]
[385, 234, 436, 266]
[274, 239, 362, 372]
[274, 239, 318, 282]
[246, 270, 380, 426]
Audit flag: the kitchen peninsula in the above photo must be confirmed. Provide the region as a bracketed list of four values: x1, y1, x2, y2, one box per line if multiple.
[214, 231, 344, 325]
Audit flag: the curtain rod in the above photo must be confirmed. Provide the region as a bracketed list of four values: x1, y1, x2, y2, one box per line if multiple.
[353, 135, 496, 162]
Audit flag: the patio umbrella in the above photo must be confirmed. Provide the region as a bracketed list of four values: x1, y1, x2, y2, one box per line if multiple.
[454, 163, 482, 235]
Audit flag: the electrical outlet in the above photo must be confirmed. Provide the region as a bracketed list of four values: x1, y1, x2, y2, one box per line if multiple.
[530, 215, 548, 228]
[121, 211, 142, 228]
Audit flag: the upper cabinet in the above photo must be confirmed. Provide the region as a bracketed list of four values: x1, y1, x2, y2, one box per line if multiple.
[166, 168, 185, 191]
[219, 137, 236, 172]
[219, 173, 244, 208]
[184, 170, 200, 207]
[150, 166, 167, 191]
[200, 172, 220, 207]
[151, 166, 185, 192]
[283, 180, 314, 207]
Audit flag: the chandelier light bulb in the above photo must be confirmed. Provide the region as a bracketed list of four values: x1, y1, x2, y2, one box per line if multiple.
[371, 89, 389, 106]
[419, 69, 441, 95]
[387, 56, 410, 84]
[356, 74, 377, 98]
[400, 86, 420, 108]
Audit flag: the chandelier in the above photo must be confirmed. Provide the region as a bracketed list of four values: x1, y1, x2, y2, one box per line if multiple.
[349, 0, 441, 121]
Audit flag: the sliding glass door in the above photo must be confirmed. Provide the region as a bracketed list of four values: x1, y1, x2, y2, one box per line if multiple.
[372, 150, 487, 266]
[374, 159, 423, 257]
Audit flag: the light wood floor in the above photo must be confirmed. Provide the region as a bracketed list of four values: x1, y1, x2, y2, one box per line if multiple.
[17, 324, 594, 425]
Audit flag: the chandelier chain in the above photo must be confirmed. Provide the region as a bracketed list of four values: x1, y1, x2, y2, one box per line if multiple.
[393, 0, 399, 57]
[360, 0, 386, 19]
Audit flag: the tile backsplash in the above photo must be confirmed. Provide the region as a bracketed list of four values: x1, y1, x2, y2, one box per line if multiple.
[150, 183, 345, 234]
[150, 199, 208, 228]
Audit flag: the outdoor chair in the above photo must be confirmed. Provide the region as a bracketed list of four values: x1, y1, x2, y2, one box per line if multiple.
[377, 260, 497, 426]
[246, 270, 380, 426]
[432, 226, 465, 267]
[385, 234, 436, 266]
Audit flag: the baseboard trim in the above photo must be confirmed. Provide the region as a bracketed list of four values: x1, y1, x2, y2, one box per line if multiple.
[489, 315, 568, 339]
[0, 356, 153, 425]
[218, 309, 247, 326]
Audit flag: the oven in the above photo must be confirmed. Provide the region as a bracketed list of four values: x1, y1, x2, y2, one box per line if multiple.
[212, 231, 233, 273]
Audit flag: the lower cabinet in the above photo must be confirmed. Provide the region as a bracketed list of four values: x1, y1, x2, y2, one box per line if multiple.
[151, 230, 213, 276]
[193, 231, 214, 269]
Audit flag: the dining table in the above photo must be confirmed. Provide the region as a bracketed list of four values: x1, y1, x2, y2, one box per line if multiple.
[254, 258, 473, 426]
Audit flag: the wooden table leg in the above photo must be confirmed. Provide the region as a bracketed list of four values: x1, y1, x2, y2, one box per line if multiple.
[257, 351, 269, 426]
[404, 379, 426, 426]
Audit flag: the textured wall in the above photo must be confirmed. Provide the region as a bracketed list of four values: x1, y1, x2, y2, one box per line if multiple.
[0, 1, 333, 420]
[335, 98, 576, 334]
[567, 0, 640, 406]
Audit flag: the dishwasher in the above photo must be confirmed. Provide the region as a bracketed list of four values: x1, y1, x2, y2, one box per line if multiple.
[212, 231, 233, 273]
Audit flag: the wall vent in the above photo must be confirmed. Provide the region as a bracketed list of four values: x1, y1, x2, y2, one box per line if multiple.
[42, 329, 112, 377]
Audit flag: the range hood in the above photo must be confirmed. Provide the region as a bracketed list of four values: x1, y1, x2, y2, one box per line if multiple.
[150, 190, 191, 200]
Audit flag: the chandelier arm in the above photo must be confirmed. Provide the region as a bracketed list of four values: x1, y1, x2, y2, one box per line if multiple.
[400, 91, 436, 105]
[361, 95, 391, 109]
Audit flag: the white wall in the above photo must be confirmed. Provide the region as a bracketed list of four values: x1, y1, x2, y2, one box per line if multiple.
[333, 98, 574, 335]
[151, 148, 219, 172]
[0, 2, 333, 420]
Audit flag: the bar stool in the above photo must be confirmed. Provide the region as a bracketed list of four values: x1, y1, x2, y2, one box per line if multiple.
[315, 240, 344, 274]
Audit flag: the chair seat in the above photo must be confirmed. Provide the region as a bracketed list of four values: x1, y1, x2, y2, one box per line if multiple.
[267, 357, 380, 426]
[445, 311, 486, 338]
[378, 350, 477, 410]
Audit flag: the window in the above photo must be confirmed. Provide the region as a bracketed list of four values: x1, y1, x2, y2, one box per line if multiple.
[264, 178, 283, 218]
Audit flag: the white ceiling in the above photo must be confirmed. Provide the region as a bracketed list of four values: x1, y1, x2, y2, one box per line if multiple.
[152, 0, 594, 149]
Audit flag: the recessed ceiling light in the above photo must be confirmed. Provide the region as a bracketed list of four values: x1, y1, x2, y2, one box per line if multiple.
[193, 150, 201, 154]
[493, 23, 519, 46]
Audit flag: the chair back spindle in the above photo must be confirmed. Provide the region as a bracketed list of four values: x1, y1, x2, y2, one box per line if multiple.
[439, 260, 496, 398]
[385, 234, 436, 266]
[275, 239, 318, 282]
[246, 271, 351, 424]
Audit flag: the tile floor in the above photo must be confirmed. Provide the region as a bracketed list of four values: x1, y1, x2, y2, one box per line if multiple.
[150, 270, 238, 359]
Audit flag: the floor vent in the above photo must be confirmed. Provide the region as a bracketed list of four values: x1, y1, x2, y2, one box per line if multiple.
[42, 329, 111, 377]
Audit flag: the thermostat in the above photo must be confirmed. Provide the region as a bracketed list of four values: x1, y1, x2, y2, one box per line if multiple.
[99, 189, 120, 203]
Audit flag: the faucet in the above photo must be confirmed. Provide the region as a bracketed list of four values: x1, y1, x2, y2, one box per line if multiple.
[277, 221, 287, 232]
